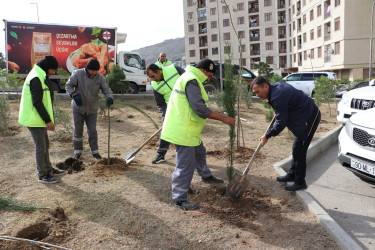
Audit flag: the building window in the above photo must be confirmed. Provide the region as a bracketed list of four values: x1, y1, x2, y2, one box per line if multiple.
[317, 26, 322, 37]
[310, 9, 314, 21]
[303, 14, 306, 24]
[292, 4, 295, 14]
[318, 47, 322, 58]
[266, 42, 273, 50]
[317, 5, 321, 16]
[239, 44, 246, 52]
[237, 2, 244, 11]
[211, 34, 218, 42]
[223, 19, 230, 27]
[210, 8, 216, 15]
[238, 30, 245, 39]
[188, 12, 193, 19]
[188, 25, 194, 32]
[240, 58, 246, 66]
[211, 21, 217, 29]
[265, 0, 272, 7]
[265, 27, 273, 36]
[187, 0, 194, 7]
[335, 41, 340, 54]
[335, 0, 340, 7]
[266, 56, 273, 64]
[265, 12, 272, 21]
[303, 0, 306, 6]
[212, 47, 218, 55]
[310, 29, 314, 40]
[222, 6, 229, 13]
[293, 53, 296, 62]
[304, 51, 307, 60]
[303, 32, 306, 43]
[189, 50, 195, 57]
[293, 38, 296, 47]
[335, 17, 340, 31]
[293, 21, 295, 30]
[310, 49, 314, 59]
[189, 37, 195, 45]
[224, 32, 231, 40]
[238, 16, 245, 25]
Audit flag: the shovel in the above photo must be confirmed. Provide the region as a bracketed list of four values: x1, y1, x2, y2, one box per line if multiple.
[226, 116, 276, 200]
[123, 126, 163, 164]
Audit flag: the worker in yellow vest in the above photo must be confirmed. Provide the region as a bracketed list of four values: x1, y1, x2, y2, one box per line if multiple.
[146, 64, 185, 164]
[155, 52, 173, 68]
[18, 56, 66, 184]
[161, 58, 236, 210]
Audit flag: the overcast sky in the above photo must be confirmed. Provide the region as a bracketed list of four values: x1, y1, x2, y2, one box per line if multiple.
[0, 0, 184, 56]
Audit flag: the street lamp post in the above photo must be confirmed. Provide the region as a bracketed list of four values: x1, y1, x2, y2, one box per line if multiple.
[369, 0, 375, 80]
[30, 2, 39, 22]
[216, 0, 223, 91]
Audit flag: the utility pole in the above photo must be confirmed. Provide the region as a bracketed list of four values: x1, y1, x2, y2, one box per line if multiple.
[217, 0, 223, 91]
[369, 0, 375, 80]
[30, 2, 40, 22]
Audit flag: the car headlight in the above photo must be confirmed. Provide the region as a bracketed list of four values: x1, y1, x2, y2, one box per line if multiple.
[344, 119, 354, 138]
[340, 91, 351, 106]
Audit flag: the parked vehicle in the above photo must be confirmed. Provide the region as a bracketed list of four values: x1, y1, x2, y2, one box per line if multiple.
[337, 80, 375, 124]
[335, 81, 369, 98]
[283, 71, 337, 97]
[338, 108, 375, 183]
[4, 20, 149, 93]
[204, 63, 257, 93]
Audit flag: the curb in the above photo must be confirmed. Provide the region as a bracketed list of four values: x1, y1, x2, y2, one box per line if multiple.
[273, 126, 363, 250]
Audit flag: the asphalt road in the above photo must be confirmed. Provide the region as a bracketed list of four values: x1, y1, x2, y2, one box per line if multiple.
[305, 143, 375, 250]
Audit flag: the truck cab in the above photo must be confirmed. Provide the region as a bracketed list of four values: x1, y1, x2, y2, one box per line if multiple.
[117, 51, 149, 93]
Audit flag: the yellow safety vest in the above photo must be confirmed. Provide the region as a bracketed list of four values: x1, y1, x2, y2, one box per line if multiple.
[151, 65, 180, 103]
[155, 59, 173, 68]
[18, 65, 54, 127]
[161, 65, 208, 146]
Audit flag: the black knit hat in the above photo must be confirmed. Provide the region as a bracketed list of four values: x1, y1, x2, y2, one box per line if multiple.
[195, 58, 216, 73]
[37, 55, 58, 72]
[86, 59, 100, 71]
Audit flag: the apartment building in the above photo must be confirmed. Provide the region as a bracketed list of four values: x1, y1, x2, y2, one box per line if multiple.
[183, 0, 374, 80]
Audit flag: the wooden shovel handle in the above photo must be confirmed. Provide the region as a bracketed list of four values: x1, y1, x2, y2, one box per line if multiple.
[136, 126, 163, 152]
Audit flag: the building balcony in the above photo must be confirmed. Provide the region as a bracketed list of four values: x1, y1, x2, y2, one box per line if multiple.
[298, 61, 302, 66]
[198, 16, 207, 22]
[250, 50, 261, 56]
[324, 33, 331, 41]
[250, 22, 259, 27]
[250, 36, 260, 41]
[278, 34, 286, 39]
[279, 48, 286, 53]
[324, 55, 331, 63]
[249, 8, 259, 13]
[298, 44, 302, 49]
[278, 0, 286, 9]
[280, 63, 287, 68]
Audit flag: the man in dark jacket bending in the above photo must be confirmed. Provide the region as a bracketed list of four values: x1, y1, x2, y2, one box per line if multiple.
[251, 76, 321, 191]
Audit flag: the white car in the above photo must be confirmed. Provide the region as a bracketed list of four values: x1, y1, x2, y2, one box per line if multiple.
[338, 108, 375, 182]
[283, 71, 336, 97]
[337, 80, 375, 124]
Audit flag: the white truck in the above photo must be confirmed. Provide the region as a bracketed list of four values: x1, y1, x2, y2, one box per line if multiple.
[4, 20, 149, 93]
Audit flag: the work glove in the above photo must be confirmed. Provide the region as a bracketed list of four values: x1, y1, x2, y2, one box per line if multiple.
[106, 97, 113, 107]
[72, 93, 82, 106]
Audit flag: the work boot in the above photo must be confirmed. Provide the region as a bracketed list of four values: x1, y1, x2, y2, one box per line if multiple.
[175, 201, 199, 211]
[284, 182, 307, 191]
[49, 168, 66, 177]
[73, 153, 81, 160]
[276, 174, 295, 183]
[38, 175, 59, 184]
[151, 154, 165, 164]
[92, 153, 102, 160]
[201, 175, 224, 183]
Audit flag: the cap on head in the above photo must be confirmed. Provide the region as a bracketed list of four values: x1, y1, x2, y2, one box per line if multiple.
[195, 58, 215, 74]
[86, 59, 100, 71]
[38, 55, 58, 70]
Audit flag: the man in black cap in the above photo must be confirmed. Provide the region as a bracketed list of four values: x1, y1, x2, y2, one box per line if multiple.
[66, 58, 113, 160]
[161, 58, 236, 210]
[19, 55, 66, 183]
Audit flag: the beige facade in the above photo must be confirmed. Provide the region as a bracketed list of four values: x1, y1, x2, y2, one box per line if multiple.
[183, 0, 375, 80]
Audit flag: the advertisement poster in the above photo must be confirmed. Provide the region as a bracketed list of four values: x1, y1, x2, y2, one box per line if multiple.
[5, 21, 116, 76]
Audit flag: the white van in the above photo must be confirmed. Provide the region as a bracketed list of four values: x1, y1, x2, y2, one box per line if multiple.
[283, 72, 337, 97]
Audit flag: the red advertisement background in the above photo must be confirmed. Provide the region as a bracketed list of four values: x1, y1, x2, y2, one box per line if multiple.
[6, 21, 116, 74]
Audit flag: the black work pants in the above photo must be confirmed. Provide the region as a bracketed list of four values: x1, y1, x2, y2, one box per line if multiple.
[288, 110, 321, 185]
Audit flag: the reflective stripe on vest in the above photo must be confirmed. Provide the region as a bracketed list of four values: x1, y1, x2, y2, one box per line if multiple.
[151, 65, 180, 103]
[161, 65, 209, 146]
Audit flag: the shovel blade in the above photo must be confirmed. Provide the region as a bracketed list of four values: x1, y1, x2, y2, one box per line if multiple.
[226, 173, 249, 200]
[123, 151, 136, 164]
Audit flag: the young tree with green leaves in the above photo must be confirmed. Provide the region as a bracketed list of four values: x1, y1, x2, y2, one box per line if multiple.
[254, 62, 274, 79]
[106, 64, 127, 93]
[314, 76, 336, 116]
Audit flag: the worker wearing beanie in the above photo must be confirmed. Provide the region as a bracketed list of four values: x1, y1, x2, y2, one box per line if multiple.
[19, 55, 66, 184]
[66, 58, 113, 160]
[161, 58, 236, 210]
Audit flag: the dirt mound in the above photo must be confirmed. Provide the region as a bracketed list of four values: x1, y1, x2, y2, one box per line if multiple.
[207, 146, 265, 164]
[89, 157, 129, 177]
[56, 157, 85, 174]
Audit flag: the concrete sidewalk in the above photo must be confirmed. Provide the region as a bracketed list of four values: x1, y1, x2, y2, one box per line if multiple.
[273, 126, 363, 250]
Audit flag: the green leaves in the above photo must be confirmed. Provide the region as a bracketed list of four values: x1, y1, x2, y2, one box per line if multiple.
[92, 27, 101, 37]
[10, 31, 18, 39]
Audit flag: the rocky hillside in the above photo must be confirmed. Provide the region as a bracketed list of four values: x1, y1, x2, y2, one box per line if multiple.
[132, 38, 185, 66]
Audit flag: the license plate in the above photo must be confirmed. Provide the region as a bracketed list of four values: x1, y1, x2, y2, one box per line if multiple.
[351, 158, 375, 177]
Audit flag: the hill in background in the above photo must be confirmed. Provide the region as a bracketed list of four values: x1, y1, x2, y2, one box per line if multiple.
[132, 37, 185, 67]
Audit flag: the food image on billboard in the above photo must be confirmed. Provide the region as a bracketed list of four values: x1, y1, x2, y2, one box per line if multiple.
[5, 21, 116, 75]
